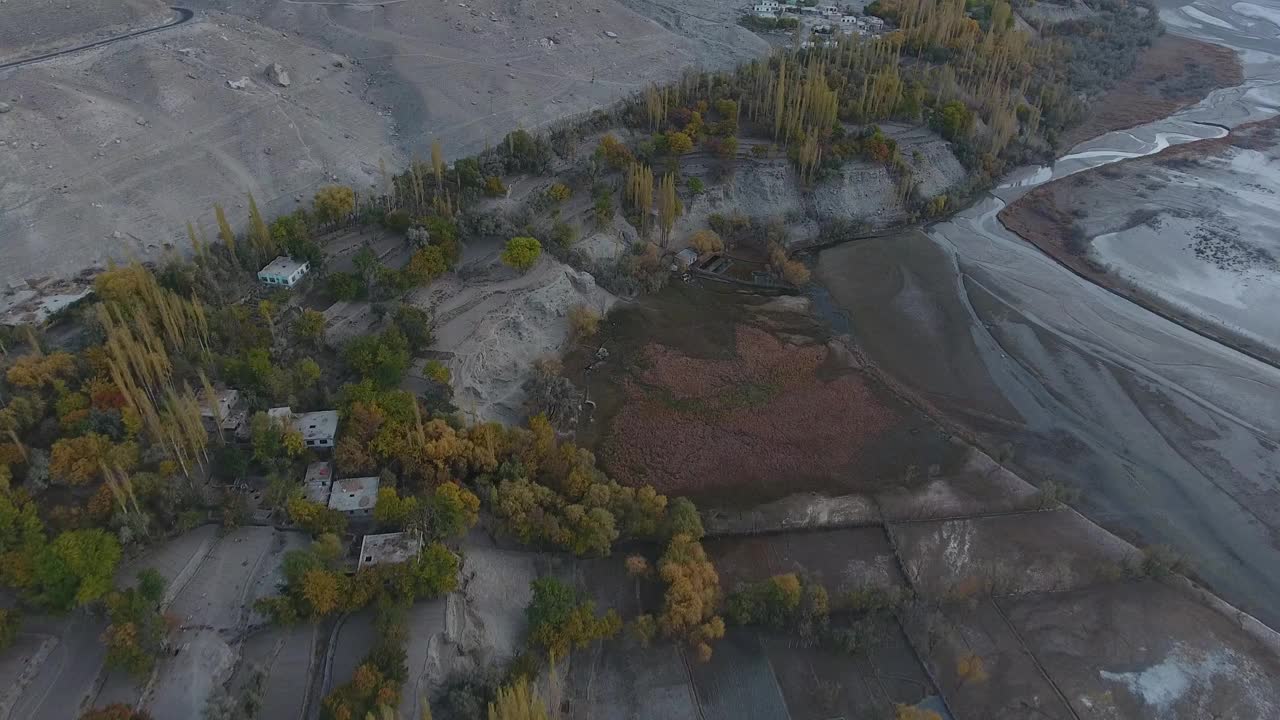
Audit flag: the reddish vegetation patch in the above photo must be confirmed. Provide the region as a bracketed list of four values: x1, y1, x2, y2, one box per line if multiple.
[600, 325, 898, 499]
[1063, 34, 1241, 148]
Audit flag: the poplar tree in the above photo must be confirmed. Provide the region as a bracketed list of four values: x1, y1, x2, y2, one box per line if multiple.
[214, 203, 237, 258]
[247, 193, 273, 260]
[656, 173, 682, 248]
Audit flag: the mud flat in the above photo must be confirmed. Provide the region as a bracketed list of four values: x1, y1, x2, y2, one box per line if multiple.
[1000, 116, 1280, 365]
[1061, 33, 1242, 148]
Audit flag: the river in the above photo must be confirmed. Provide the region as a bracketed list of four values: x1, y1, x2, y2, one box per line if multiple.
[818, 0, 1280, 628]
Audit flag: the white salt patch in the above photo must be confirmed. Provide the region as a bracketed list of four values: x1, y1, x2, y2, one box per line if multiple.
[1100, 644, 1277, 717]
[1233, 2, 1280, 30]
[1185, 5, 1237, 28]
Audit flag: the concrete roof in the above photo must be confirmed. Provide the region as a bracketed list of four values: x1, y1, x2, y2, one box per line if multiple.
[200, 388, 239, 418]
[258, 256, 308, 277]
[328, 476, 380, 513]
[293, 410, 339, 442]
[267, 406, 293, 422]
[358, 532, 424, 569]
[302, 461, 334, 504]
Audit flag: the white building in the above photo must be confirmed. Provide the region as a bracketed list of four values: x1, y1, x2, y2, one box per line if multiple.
[295, 410, 339, 449]
[266, 406, 340, 449]
[328, 476, 380, 517]
[753, 0, 781, 11]
[257, 256, 310, 287]
[359, 532, 424, 569]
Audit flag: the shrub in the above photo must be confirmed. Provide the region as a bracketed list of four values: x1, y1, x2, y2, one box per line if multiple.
[666, 131, 694, 155]
[502, 236, 542, 272]
[546, 183, 571, 202]
[687, 229, 723, 255]
[568, 305, 601, 342]
[424, 359, 452, 384]
[550, 221, 577, 247]
[484, 175, 508, 197]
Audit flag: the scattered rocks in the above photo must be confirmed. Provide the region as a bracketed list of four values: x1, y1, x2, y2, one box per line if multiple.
[227, 76, 251, 90]
[0, 102, 10, 113]
[266, 63, 291, 87]
[604, 30, 618, 38]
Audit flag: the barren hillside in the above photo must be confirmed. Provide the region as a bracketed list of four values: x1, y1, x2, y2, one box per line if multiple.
[0, 0, 172, 58]
[0, 0, 768, 286]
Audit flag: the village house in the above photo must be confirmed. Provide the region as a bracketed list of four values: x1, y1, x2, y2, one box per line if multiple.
[200, 387, 247, 436]
[358, 532, 424, 569]
[328, 476, 380, 517]
[267, 406, 340, 449]
[256, 256, 310, 288]
[302, 461, 334, 504]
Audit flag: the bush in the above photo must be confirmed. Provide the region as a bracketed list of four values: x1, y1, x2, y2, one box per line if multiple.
[567, 305, 601, 342]
[687, 229, 723, 255]
[485, 176, 508, 197]
[424, 359, 452, 385]
[550, 221, 577, 247]
[501, 236, 542, 272]
[666, 131, 694, 155]
[546, 183, 571, 202]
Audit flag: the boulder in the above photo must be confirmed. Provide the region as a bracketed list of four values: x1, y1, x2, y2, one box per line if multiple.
[227, 77, 251, 90]
[266, 63, 291, 87]
[0, 102, 11, 113]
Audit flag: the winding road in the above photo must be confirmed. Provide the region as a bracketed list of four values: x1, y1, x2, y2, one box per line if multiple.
[0, 6, 194, 71]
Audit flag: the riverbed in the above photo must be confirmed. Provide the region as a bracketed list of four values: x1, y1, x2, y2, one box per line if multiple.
[818, 0, 1280, 628]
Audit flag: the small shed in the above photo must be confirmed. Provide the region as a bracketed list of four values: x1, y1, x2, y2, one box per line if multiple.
[674, 247, 700, 271]
[328, 476, 380, 517]
[257, 256, 310, 287]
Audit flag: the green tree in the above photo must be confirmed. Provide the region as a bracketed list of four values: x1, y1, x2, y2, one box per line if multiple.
[666, 131, 694, 155]
[0, 608, 17, 650]
[294, 309, 327, 346]
[933, 101, 973, 142]
[293, 358, 322, 393]
[103, 570, 168, 676]
[314, 186, 356, 225]
[249, 412, 304, 471]
[0, 490, 46, 590]
[374, 486, 419, 530]
[525, 576, 622, 658]
[405, 246, 447, 285]
[424, 482, 480, 539]
[31, 529, 122, 611]
[344, 329, 411, 388]
[501, 237, 542, 273]
[413, 542, 460, 597]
